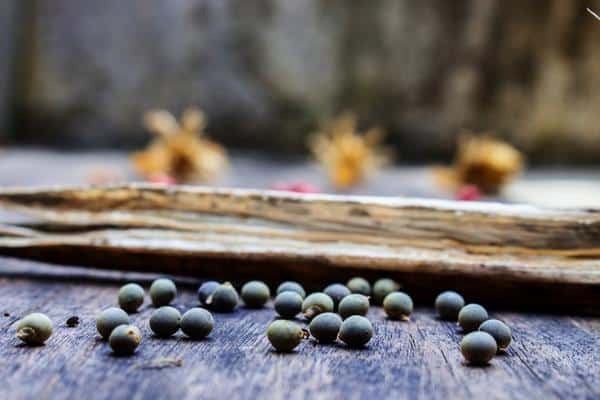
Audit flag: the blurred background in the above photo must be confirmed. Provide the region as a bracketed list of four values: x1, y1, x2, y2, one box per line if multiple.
[1, 0, 600, 205]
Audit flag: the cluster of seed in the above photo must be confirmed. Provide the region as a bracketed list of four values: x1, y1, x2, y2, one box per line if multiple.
[267, 277, 414, 352]
[435, 290, 512, 365]
[12, 275, 512, 367]
[101, 278, 262, 354]
[98, 278, 215, 355]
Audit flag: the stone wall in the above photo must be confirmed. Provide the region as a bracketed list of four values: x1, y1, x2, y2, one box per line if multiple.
[4, 0, 600, 162]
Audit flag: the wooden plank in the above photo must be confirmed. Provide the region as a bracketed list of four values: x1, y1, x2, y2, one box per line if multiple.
[2, 184, 600, 253]
[0, 260, 598, 400]
[0, 184, 599, 313]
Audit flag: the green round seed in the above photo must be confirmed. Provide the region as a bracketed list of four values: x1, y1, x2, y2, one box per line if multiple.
[309, 312, 342, 343]
[241, 280, 271, 308]
[338, 315, 373, 348]
[181, 308, 214, 339]
[458, 304, 489, 333]
[96, 307, 130, 340]
[109, 324, 142, 356]
[207, 282, 239, 312]
[274, 291, 303, 319]
[383, 291, 413, 320]
[149, 306, 181, 337]
[118, 283, 145, 313]
[149, 278, 177, 307]
[372, 278, 400, 305]
[338, 294, 370, 319]
[197, 281, 220, 305]
[323, 283, 351, 310]
[346, 277, 371, 296]
[435, 291, 465, 320]
[15, 313, 53, 345]
[479, 319, 512, 351]
[302, 292, 334, 320]
[460, 331, 497, 365]
[276, 281, 306, 299]
[267, 320, 305, 352]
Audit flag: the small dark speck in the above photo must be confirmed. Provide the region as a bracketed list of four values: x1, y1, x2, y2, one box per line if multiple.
[3, 312, 10, 317]
[66, 316, 80, 327]
[349, 208, 370, 217]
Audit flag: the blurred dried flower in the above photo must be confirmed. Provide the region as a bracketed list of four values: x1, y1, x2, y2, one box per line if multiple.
[433, 134, 524, 194]
[309, 113, 391, 189]
[131, 108, 227, 182]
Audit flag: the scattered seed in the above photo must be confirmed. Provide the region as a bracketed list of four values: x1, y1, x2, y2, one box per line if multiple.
[460, 331, 497, 365]
[372, 279, 400, 305]
[109, 324, 142, 356]
[383, 292, 413, 320]
[338, 294, 370, 319]
[323, 283, 351, 310]
[479, 319, 512, 351]
[118, 283, 145, 313]
[338, 315, 373, 348]
[267, 320, 306, 352]
[149, 306, 181, 338]
[309, 312, 342, 343]
[276, 281, 306, 299]
[197, 281, 220, 305]
[302, 292, 334, 320]
[15, 313, 53, 346]
[346, 277, 371, 296]
[274, 291, 303, 319]
[149, 278, 177, 307]
[241, 281, 271, 308]
[458, 304, 489, 333]
[207, 282, 239, 312]
[180, 308, 214, 340]
[435, 291, 465, 320]
[96, 307, 130, 340]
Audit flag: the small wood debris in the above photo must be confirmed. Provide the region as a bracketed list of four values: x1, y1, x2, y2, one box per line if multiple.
[134, 357, 183, 370]
[66, 316, 80, 327]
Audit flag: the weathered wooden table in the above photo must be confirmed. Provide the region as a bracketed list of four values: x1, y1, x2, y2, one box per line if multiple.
[0, 150, 599, 400]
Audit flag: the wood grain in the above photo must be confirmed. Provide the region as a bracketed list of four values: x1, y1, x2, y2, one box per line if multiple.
[3, 184, 600, 252]
[0, 257, 598, 400]
[0, 185, 599, 313]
